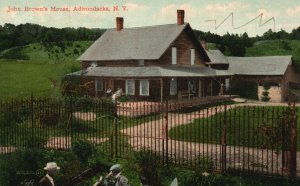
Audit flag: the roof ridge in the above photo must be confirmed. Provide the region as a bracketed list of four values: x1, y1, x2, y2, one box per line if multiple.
[105, 23, 188, 31]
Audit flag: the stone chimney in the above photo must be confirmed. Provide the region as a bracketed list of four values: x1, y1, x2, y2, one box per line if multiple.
[200, 40, 208, 50]
[116, 17, 123, 31]
[177, 10, 185, 25]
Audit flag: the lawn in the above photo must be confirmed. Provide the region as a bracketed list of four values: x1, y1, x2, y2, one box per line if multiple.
[0, 41, 93, 100]
[0, 60, 80, 100]
[169, 106, 300, 150]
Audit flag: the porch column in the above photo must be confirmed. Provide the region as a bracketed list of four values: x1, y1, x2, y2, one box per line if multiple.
[198, 79, 202, 97]
[160, 78, 163, 103]
[95, 77, 97, 97]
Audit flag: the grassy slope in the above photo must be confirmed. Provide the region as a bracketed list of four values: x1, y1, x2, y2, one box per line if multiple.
[0, 41, 93, 100]
[0, 60, 79, 99]
[246, 40, 300, 71]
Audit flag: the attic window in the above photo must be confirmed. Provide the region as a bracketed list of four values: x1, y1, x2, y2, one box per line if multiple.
[172, 47, 177, 65]
[138, 60, 144, 66]
[91, 62, 97, 67]
[191, 49, 195, 65]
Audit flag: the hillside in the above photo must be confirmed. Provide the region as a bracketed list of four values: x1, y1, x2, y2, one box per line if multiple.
[0, 41, 93, 62]
[0, 41, 94, 100]
[246, 40, 300, 71]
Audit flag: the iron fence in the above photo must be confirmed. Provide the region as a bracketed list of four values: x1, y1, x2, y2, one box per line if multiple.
[0, 96, 298, 177]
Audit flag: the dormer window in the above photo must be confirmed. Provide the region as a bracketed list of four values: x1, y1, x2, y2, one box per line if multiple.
[172, 47, 177, 65]
[91, 62, 97, 67]
[138, 59, 144, 66]
[191, 49, 195, 65]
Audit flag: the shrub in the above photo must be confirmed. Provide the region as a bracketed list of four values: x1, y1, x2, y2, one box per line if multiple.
[135, 149, 163, 186]
[261, 84, 271, 102]
[0, 47, 30, 60]
[39, 112, 59, 126]
[71, 139, 95, 163]
[24, 134, 46, 149]
[118, 95, 130, 102]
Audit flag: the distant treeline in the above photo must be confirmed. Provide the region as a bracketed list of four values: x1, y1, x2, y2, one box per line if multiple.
[195, 27, 300, 56]
[0, 23, 299, 57]
[0, 23, 105, 52]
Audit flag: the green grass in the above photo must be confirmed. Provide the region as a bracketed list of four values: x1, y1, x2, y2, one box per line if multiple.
[169, 106, 300, 150]
[0, 41, 93, 100]
[246, 39, 300, 71]
[0, 60, 80, 100]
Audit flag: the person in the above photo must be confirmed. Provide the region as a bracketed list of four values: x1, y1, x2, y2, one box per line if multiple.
[105, 164, 130, 186]
[106, 88, 112, 97]
[39, 162, 60, 186]
[112, 88, 123, 102]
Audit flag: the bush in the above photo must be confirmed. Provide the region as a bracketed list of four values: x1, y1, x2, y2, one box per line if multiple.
[118, 95, 130, 102]
[71, 139, 95, 163]
[0, 47, 30, 60]
[135, 149, 163, 186]
[39, 112, 59, 126]
[24, 135, 46, 149]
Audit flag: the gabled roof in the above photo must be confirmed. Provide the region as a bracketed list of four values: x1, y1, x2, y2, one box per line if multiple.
[227, 56, 292, 75]
[78, 23, 209, 61]
[68, 66, 232, 77]
[205, 50, 228, 64]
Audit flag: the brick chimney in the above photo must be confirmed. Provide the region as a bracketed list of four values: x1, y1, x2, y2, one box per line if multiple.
[177, 10, 185, 25]
[116, 17, 123, 31]
[200, 40, 208, 50]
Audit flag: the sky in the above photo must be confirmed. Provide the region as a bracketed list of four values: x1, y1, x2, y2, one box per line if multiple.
[0, 0, 299, 36]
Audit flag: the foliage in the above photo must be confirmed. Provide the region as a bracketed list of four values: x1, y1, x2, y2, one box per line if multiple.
[134, 149, 163, 186]
[0, 23, 105, 52]
[117, 95, 130, 102]
[61, 80, 94, 97]
[23, 134, 46, 149]
[261, 84, 271, 102]
[71, 139, 96, 163]
[0, 46, 30, 60]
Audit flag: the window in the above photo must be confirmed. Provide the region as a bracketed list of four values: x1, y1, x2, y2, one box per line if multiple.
[138, 59, 144, 66]
[140, 80, 149, 96]
[191, 49, 195, 65]
[170, 78, 177, 95]
[225, 78, 230, 91]
[91, 62, 97, 67]
[172, 47, 177, 65]
[95, 79, 103, 92]
[126, 80, 135, 95]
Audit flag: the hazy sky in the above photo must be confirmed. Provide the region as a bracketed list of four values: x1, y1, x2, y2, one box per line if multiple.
[1, 0, 299, 36]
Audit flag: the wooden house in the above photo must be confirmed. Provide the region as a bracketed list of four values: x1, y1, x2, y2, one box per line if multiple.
[71, 10, 232, 102]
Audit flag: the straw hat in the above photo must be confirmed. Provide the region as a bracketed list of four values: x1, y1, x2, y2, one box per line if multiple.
[44, 162, 60, 171]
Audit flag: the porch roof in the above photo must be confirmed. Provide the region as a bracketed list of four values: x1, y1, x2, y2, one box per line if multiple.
[68, 66, 232, 78]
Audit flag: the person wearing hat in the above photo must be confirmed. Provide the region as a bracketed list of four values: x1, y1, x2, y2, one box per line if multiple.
[39, 162, 60, 186]
[105, 164, 130, 186]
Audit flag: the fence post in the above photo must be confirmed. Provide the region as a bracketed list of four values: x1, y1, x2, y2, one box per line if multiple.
[69, 96, 73, 149]
[164, 99, 169, 167]
[221, 102, 227, 173]
[288, 103, 297, 178]
[30, 94, 34, 147]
